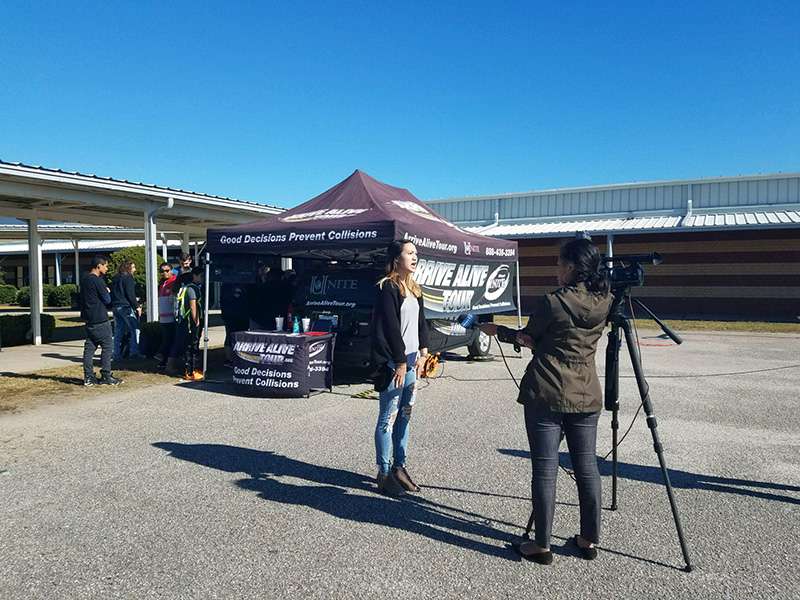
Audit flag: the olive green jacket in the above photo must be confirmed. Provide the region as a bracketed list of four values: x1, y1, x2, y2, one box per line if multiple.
[498, 282, 612, 413]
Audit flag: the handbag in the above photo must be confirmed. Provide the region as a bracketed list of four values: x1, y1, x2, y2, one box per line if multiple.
[371, 364, 394, 393]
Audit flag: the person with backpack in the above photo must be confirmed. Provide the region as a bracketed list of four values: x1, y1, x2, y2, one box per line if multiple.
[174, 266, 205, 381]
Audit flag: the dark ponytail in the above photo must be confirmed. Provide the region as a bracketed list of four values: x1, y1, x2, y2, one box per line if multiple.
[559, 238, 610, 294]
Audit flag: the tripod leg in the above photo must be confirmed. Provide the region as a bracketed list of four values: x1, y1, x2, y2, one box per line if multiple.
[620, 319, 693, 571]
[605, 323, 621, 510]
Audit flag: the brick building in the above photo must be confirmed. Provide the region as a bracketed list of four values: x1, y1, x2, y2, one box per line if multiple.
[425, 173, 800, 320]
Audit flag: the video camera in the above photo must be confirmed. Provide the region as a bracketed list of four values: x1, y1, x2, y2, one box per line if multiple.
[602, 252, 662, 289]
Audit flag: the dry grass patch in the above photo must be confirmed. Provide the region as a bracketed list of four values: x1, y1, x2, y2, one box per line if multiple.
[0, 366, 180, 414]
[0, 347, 227, 414]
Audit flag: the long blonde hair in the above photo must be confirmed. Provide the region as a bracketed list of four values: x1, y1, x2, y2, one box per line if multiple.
[378, 239, 421, 298]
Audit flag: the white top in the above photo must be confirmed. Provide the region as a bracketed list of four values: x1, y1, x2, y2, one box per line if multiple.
[400, 293, 419, 358]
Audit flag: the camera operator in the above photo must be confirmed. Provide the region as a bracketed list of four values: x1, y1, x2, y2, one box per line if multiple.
[480, 238, 611, 564]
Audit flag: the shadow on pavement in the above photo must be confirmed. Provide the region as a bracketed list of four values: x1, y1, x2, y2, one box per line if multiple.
[498, 448, 800, 505]
[154, 441, 517, 559]
[41, 352, 84, 365]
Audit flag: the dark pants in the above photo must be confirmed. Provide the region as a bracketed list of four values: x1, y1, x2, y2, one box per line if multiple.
[180, 323, 203, 375]
[83, 321, 113, 379]
[223, 316, 249, 347]
[525, 406, 602, 549]
[157, 321, 177, 361]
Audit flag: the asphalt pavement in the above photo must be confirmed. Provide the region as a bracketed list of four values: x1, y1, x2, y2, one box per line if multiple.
[1, 328, 799, 599]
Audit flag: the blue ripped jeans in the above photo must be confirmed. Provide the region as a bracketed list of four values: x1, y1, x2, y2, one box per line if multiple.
[374, 354, 418, 474]
[113, 306, 140, 359]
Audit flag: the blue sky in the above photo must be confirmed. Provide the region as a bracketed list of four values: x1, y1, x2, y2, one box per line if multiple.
[2, 1, 798, 208]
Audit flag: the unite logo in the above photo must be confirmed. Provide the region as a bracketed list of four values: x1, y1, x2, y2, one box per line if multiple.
[310, 275, 327, 296]
[463, 242, 480, 255]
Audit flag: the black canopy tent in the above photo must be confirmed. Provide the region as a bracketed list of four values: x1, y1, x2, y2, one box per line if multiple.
[202, 170, 522, 373]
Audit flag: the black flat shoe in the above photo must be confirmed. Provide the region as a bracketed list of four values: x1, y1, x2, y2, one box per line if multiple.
[512, 540, 554, 565]
[574, 535, 598, 560]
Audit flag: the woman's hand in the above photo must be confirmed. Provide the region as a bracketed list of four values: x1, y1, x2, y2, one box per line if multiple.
[516, 332, 535, 350]
[414, 353, 427, 377]
[479, 323, 499, 336]
[393, 362, 407, 388]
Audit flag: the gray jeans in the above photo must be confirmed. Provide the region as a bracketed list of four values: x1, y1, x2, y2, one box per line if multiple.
[83, 321, 113, 379]
[525, 406, 602, 549]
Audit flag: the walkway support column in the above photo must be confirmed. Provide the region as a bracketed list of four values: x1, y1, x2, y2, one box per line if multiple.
[72, 239, 81, 290]
[55, 252, 62, 287]
[25, 216, 43, 345]
[144, 197, 174, 323]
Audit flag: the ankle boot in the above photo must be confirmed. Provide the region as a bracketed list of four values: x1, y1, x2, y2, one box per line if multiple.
[392, 466, 420, 492]
[376, 471, 406, 497]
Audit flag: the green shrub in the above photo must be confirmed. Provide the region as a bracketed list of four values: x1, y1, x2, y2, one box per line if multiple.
[16, 286, 30, 307]
[0, 284, 17, 304]
[48, 284, 78, 307]
[42, 284, 56, 306]
[0, 314, 56, 346]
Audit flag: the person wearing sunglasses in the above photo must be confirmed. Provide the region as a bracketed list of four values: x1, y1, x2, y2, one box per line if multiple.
[155, 262, 178, 369]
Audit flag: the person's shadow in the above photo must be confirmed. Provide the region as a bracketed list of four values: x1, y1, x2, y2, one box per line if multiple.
[154, 442, 519, 559]
[498, 448, 800, 505]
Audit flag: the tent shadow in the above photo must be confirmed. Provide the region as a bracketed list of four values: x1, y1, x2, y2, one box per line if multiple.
[154, 442, 516, 559]
[497, 448, 800, 505]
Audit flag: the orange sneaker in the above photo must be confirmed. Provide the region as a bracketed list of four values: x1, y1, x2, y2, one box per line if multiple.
[191, 370, 204, 381]
[184, 371, 195, 380]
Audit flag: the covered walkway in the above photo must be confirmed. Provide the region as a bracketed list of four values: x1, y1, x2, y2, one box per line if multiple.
[0, 160, 284, 343]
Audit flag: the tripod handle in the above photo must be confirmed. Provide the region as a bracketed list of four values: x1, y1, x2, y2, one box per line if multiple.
[632, 298, 683, 344]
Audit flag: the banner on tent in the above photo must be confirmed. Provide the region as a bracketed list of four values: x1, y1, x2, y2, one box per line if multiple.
[414, 255, 515, 317]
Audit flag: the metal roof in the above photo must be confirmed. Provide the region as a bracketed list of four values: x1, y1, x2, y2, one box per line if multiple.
[429, 171, 800, 238]
[0, 160, 285, 236]
[467, 209, 800, 238]
[0, 223, 182, 241]
[0, 238, 185, 255]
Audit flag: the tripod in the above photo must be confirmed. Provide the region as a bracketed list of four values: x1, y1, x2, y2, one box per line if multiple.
[604, 286, 693, 571]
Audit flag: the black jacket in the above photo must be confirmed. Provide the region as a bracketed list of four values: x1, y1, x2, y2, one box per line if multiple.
[80, 273, 111, 325]
[370, 280, 429, 376]
[110, 273, 138, 310]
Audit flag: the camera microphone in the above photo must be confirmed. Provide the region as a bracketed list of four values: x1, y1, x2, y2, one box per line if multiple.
[457, 312, 477, 328]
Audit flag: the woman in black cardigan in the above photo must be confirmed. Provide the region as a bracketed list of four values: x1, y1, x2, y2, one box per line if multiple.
[370, 239, 429, 497]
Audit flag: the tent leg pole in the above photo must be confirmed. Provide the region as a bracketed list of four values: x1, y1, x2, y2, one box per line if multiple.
[203, 253, 210, 377]
[515, 260, 522, 329]
[515, 260, 522, 357]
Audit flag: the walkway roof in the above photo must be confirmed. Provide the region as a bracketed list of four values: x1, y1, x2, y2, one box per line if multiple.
[0, 160, 284, 236]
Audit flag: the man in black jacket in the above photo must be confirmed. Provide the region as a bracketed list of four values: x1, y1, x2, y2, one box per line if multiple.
[80, 255, 122, 386]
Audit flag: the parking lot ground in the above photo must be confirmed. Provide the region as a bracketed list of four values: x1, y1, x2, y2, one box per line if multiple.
[1, 329, 799, 599]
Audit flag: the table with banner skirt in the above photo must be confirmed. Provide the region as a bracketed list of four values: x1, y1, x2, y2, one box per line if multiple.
[231, 331, 336, 397]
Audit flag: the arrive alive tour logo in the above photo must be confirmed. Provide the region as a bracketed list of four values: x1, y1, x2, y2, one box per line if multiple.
[232, 336, 332, 394]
